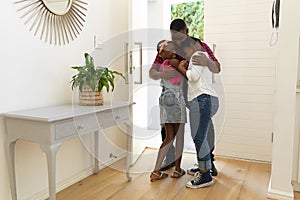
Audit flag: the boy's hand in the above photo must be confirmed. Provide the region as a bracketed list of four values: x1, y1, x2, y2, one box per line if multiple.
[191, 52, 209, 66]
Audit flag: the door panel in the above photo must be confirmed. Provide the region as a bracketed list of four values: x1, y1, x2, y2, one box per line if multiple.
[129, 0, 149, 165]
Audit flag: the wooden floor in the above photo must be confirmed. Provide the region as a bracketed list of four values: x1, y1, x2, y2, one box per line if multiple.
[53, 148, 291, 200]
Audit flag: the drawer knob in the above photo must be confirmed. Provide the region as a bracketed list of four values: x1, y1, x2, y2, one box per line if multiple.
[77, 124, 84, 130]
[109, 153, 117, 159]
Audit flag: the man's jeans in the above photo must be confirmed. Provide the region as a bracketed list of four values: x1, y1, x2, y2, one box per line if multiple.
[189, 94, 219, 170]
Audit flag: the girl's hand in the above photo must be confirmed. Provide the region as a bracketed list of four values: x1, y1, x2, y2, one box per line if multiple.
[178, 60, 188, 70]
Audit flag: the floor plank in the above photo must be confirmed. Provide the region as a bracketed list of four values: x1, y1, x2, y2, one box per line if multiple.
[55, 148, 273, 200]
[237, 162, 271, 200]
[295, 191, 300, 199]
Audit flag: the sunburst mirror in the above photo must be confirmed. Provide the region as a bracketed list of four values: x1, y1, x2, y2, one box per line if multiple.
[15, 0, 88, 45]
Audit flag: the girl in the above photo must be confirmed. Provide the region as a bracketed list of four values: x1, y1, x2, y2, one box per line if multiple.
[149, 40, 187, 181]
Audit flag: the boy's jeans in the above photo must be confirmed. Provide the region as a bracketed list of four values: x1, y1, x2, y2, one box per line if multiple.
[189, 94, 219, 170]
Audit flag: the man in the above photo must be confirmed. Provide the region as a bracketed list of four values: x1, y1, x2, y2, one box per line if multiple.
[149, 19, 221, 175]
[169, 19, 221, 177]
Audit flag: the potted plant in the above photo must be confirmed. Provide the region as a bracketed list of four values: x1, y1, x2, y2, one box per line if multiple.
[71, 53, 124, 105]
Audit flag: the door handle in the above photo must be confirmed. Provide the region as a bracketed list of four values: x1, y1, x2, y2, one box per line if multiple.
[134, 42, 142, 84]
[124, 42, 129, 84]
[212, 43, 216, 83]
[129, 50, 133, 74]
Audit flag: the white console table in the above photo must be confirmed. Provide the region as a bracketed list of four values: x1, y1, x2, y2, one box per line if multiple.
[2, 101, 133, 200]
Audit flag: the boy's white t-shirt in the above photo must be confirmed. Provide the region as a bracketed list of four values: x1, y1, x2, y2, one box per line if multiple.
[186, 51, 218, 101]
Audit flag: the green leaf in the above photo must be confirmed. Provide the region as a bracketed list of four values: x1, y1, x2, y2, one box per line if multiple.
[88, 79, 95, 91]
[107, 74, 115, 91]
[84, 53, 94, 66]
[101, 79, 110, 92]
[79, 82, 84, 92]
[97, 80, 103, 92]
[112, 70, 125, 79]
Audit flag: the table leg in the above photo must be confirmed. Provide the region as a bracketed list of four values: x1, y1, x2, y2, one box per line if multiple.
[125, 122, 132, 181]
[40, 143, 62, 200]
[5, 138, 18, 200]
[93, 130, 99, 174]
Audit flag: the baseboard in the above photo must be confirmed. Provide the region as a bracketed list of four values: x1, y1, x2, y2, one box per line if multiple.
[292, 181, 300, 192]
[267, 181, 294, 200]
[26, 153, 126, 200]
[213, 153, 271, 164]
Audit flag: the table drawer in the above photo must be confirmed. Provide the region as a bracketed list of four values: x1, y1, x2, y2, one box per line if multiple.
[97, 107, 130, 128]
[55, 115, 98, 140]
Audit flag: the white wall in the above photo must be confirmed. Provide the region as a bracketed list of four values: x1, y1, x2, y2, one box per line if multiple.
[293, 91, 300, 188]
[0, 0, 129, 199]
[204, 0, 275, 162]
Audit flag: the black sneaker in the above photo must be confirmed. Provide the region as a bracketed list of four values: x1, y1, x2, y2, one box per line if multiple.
[210, 162, 218, 176]
[187, 166, 200, 176]
[160, 160, 175, 171]
[186, 171, 213, 189]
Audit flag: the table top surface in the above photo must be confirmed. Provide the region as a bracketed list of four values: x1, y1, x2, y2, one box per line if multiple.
[1, 101, 133, 122]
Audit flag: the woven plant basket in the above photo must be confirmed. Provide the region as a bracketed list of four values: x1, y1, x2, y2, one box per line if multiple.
[79, 84, 103, 106]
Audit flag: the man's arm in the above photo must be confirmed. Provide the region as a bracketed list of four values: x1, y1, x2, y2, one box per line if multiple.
[197, 42, 221, 73]
[168, 58, 180, 68]
[149, 54, 166, 80]
[149, 63, 162, 80]
[149, 62, 179, 80]
[212, 60, 221, 73]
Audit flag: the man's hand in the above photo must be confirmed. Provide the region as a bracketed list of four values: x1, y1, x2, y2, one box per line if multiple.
[191, 52, 221, 73]
[191, 52, 209, 66]
[160, 68, 178, 79]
